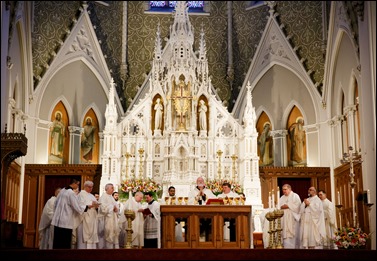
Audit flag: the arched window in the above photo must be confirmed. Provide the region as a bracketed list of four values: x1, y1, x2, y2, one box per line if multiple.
[147, 1, 205, 13]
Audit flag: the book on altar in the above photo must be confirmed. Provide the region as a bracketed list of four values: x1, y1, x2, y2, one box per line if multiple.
[206, 198, 224, 205]
[142, 208, 152, 215]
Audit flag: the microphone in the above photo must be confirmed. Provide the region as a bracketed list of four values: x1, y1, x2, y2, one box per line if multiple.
[307, 194, 311, 198]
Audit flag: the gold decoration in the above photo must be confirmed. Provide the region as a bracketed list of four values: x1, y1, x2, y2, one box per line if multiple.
[124, 209, 135, 249]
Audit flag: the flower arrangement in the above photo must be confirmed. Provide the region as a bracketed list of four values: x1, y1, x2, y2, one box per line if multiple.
[333, 227, 370, 249]
[205, 179, 243, 196]
[119, 178, 163, 201]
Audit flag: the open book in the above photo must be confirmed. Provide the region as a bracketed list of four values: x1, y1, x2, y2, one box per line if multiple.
[142, 208, 152, 215]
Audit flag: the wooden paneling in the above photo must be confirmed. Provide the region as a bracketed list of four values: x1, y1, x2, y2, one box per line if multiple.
[161, 205, 251, 249]
[334, 161, 368, 232]
[259, 167, 331, 208]
[5, 162, 21, 222]
[22, 164, 102, 248]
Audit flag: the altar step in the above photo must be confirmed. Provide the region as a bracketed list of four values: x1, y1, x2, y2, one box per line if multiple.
[2, 248, 375, 260]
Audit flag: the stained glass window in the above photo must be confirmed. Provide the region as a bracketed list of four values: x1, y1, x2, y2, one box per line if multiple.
[149, 1, 204, 12]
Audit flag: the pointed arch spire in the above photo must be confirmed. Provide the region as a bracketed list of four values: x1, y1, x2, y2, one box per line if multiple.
[109, 78, 115, 106]
[154, 23, 163, 60]
[198, 24, 207, 60]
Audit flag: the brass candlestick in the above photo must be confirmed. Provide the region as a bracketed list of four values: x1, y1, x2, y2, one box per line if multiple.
[138, 147, 144, 179]
[335, 204, 343, 228]
[366, 203, 374, 235]
[125, 152, 131, 180]
[265, 211, 276, 249]
[124, 209, 135, 249]
[217, 150, 223, 179]
[274, 209, 284, 249]
[240, 195, 246, 205]
[340, 146, 362, 227]
[231, 154, 238, 181]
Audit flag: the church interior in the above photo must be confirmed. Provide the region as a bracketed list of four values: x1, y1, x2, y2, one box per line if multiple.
[1, 1, 375, 258]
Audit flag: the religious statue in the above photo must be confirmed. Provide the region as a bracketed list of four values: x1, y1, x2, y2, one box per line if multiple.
[172, 77, 192, 131]
[198, 100, 207, 131]
[288, 117, 306, 165]
[154, 98, 163, 131]
[81, 117, 96, 163]
[50, 111, 65, 158]
[258, 122, 273, 166]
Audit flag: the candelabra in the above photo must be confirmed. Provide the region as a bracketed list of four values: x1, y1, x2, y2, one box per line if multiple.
[274, 209, 284, 249]
[231, 154, 238, 181]
[124, 209, 135, 249]
[265, 211, 276, 249]
[217, 150, 223, 179]
[138, 147, 144, 179]
[340, 146, 362, 227]
[125, 152, 131, 180]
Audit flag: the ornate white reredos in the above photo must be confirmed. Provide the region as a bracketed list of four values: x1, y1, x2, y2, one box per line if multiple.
[100, 2, 262, 206]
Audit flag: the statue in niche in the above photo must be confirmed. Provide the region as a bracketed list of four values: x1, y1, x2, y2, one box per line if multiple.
[50, 111, 65, 159]
[258, 122, 273, 166]
[81, 116, 96, 163]
[154, 98, 163, 131]
[288, 117, 306, 165]
[198, 100, 207, 131]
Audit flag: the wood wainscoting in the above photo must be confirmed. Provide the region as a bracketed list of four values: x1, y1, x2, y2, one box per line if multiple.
[334, 161, 369, 234]
[259, 166, 331, 208]
[22, 164, 102, 248]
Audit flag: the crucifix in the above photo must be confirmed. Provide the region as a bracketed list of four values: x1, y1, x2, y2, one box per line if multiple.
[171, 77, 192, 131]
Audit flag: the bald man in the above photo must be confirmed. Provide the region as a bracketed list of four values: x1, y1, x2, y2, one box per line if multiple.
[300, 186, 326, 249]
[188, 177, 216, 205]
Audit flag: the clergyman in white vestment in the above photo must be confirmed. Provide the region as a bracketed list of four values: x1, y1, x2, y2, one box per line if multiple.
[278, 184, 301, 249]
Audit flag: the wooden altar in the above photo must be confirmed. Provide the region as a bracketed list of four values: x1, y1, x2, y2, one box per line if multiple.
[161, 205, 251, 249]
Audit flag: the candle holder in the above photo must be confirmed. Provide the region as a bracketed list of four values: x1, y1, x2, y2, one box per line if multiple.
[217, 150, 223, 179]
[366, 203, 374, 210]
[340, 146, 362, 227]
[231, 154, 238, 181]
[138, 148, 144, 179]
[335, 204, 343, 228]
[125, 152, 131, 180]
[124, 209, 136, 249]
[366, 203, 374, 234]
[265, 211, 276, 249]
[240, 195, 246, 205]
[274, 209, 284, 249]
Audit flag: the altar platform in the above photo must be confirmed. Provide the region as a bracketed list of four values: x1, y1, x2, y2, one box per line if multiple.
[1, 248, 375, 260]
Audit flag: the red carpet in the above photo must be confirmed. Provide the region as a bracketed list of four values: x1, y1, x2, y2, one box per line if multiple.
[1, 248, 375, 260]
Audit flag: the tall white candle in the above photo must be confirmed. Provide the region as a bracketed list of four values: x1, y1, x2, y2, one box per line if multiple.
[367, 189, 371, 204]
[272, 189, 275, 209]
[268, 192, 271, 209]
[337, 191, 341, 205]
[277, 187, 280, 208]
